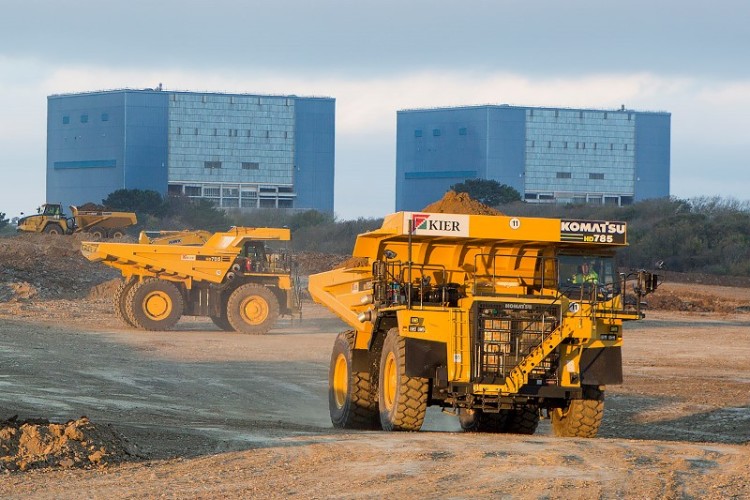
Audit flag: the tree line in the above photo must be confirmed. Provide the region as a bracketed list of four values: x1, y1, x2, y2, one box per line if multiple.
[4, 186, 749, 277]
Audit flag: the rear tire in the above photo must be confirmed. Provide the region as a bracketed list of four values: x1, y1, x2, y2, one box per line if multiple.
[458, 409, 509, 433]
[125, 279, 184, 331]
[378, 328, 428, 431]
[329, 331, 380, 429]
[90, 227, 106, 239]
[110, 229, 125, 239]
[210, 313, 234, 331]
[43, 224, 63, 235]
[226, 283, 279, 334]
[504, 405, 540, 435]
[114, 277, 137, 327]
[551, 386, 605, 438]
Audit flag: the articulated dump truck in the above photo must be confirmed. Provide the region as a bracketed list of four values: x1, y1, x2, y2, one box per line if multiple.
[81, 227, 300, 334]
[308, 212, 659, 437]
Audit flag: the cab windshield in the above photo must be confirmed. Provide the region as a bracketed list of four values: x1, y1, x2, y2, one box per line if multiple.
[558, 255, 619, 299]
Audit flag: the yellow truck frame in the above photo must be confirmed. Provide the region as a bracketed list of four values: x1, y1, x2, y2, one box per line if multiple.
[309, 212, 658, 437]
[82, 227, 300, 334]
[17, 203, 137, 238]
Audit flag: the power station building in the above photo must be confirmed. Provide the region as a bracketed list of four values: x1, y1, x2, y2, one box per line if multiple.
[47, 89, 335, 213]
[395, 105, 670, 211]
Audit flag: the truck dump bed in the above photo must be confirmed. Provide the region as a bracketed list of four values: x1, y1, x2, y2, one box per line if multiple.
[71, 206, 137, 231]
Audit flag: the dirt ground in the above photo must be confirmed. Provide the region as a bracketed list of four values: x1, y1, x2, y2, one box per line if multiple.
[1, 233, 750, 498]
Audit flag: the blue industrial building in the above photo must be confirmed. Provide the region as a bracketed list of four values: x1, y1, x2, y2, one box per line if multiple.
[396, 105, 670, 211]
[47, 89, 335, 213]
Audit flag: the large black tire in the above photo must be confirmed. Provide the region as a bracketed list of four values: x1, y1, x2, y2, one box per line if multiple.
[125, 279, 184, 331]
[551, 386, 605, 438]
[109, 229, 126, 239]
[329, 331, 380, 429]
[43, 224, 63, 235]
[89, 227, 106, 239]
[378, 328, 429, 431]
[210, 314, 234, 331]
[458, 409, 509, 433]
[113, 277, 138, 327]
[504, 406, 540, 435]
[226, 283, 279, 334]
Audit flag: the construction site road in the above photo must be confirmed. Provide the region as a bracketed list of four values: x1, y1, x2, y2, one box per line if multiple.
[1, 296, 750, 498]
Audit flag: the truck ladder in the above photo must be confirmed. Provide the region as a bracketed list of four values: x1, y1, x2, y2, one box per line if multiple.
[499, 321, 575, 395]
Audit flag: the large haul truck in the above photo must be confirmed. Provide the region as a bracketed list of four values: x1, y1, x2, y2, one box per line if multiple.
[17, 204, 137, 238]
[308, 212, 658, 437]
[82, 227, 300, 334]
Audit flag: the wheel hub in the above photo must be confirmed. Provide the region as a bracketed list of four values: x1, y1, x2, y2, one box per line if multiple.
[143, 291, 172, 320]
[332, 353, 348, 409]
[383, 352, 397, 411]
[240, 296, 269, 325]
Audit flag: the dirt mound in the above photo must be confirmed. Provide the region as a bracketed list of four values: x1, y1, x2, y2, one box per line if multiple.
[76, 202, 109, 211]
[0, 417, 138, 472]
[422, 191, 502, 215]
[295, 251, 350, 275]
[648, 284, 750, 313]
[0, 233, 119, 301]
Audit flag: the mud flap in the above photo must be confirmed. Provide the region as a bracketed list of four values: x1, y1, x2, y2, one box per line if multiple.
[580, 347, 623, 385]
[403, 337, 447, 379]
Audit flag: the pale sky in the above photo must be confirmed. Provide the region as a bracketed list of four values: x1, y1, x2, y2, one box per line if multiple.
[1, 0, 748, 220]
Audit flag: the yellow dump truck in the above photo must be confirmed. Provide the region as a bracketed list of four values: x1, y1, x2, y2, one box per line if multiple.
[308, 212, 659, 436]
[81, 227, 299, 334]
[17, 203, 137, 238]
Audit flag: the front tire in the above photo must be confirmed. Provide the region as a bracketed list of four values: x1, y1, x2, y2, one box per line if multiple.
[329, 331, 380, 429]
[125, 279, 184, 331]
[226, 283, 279, 334]
[378, 328, 428, 431]
[43, 224, 63, 235]
[551, 386, 605, 438]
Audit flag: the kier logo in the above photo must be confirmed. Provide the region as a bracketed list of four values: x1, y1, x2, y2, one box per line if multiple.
[406, 213, 470, 236]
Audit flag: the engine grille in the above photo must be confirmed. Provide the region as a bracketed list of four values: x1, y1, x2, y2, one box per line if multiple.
[473, 301, 560, 384]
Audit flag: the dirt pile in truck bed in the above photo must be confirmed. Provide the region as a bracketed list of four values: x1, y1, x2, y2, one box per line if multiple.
[421, 191, 502, 215]
[0, 417, 138, 472]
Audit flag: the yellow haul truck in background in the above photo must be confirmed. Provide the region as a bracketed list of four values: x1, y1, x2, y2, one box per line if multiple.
[82, 227, 299, 334]
[17, 203, 137, 238]
[308, 212, 658, 437]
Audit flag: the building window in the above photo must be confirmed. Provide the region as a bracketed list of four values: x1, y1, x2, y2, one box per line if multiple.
[168, 185, 183, 195]
[80, 114, 88, 123]
[177, 127, 181, 135]
[414, 130, 422, 138]
[554, 110, 559, 118]
[610, 143, 614, 150]
[185, 186, 201, 196]
[604, 112, 608, 119]
[530, 140, 535, 148]
[204, 161, 222, 169]
[213, 128, 217, 136]
[564, 142, 568, 149]
[590, 173, 604, 180]
[62, 116, 70, 125]
[101, 113, 109, 122]
[556, 172, 572, 179]
[593, 142, 597, 150]
[458, 127, 467, 136]
[624, 144, 628, 151]
[242, 162, 260, 170]
[433, 129, 441, 137]
[582, 142, 585, 150]
[548, 141, 552, 148]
